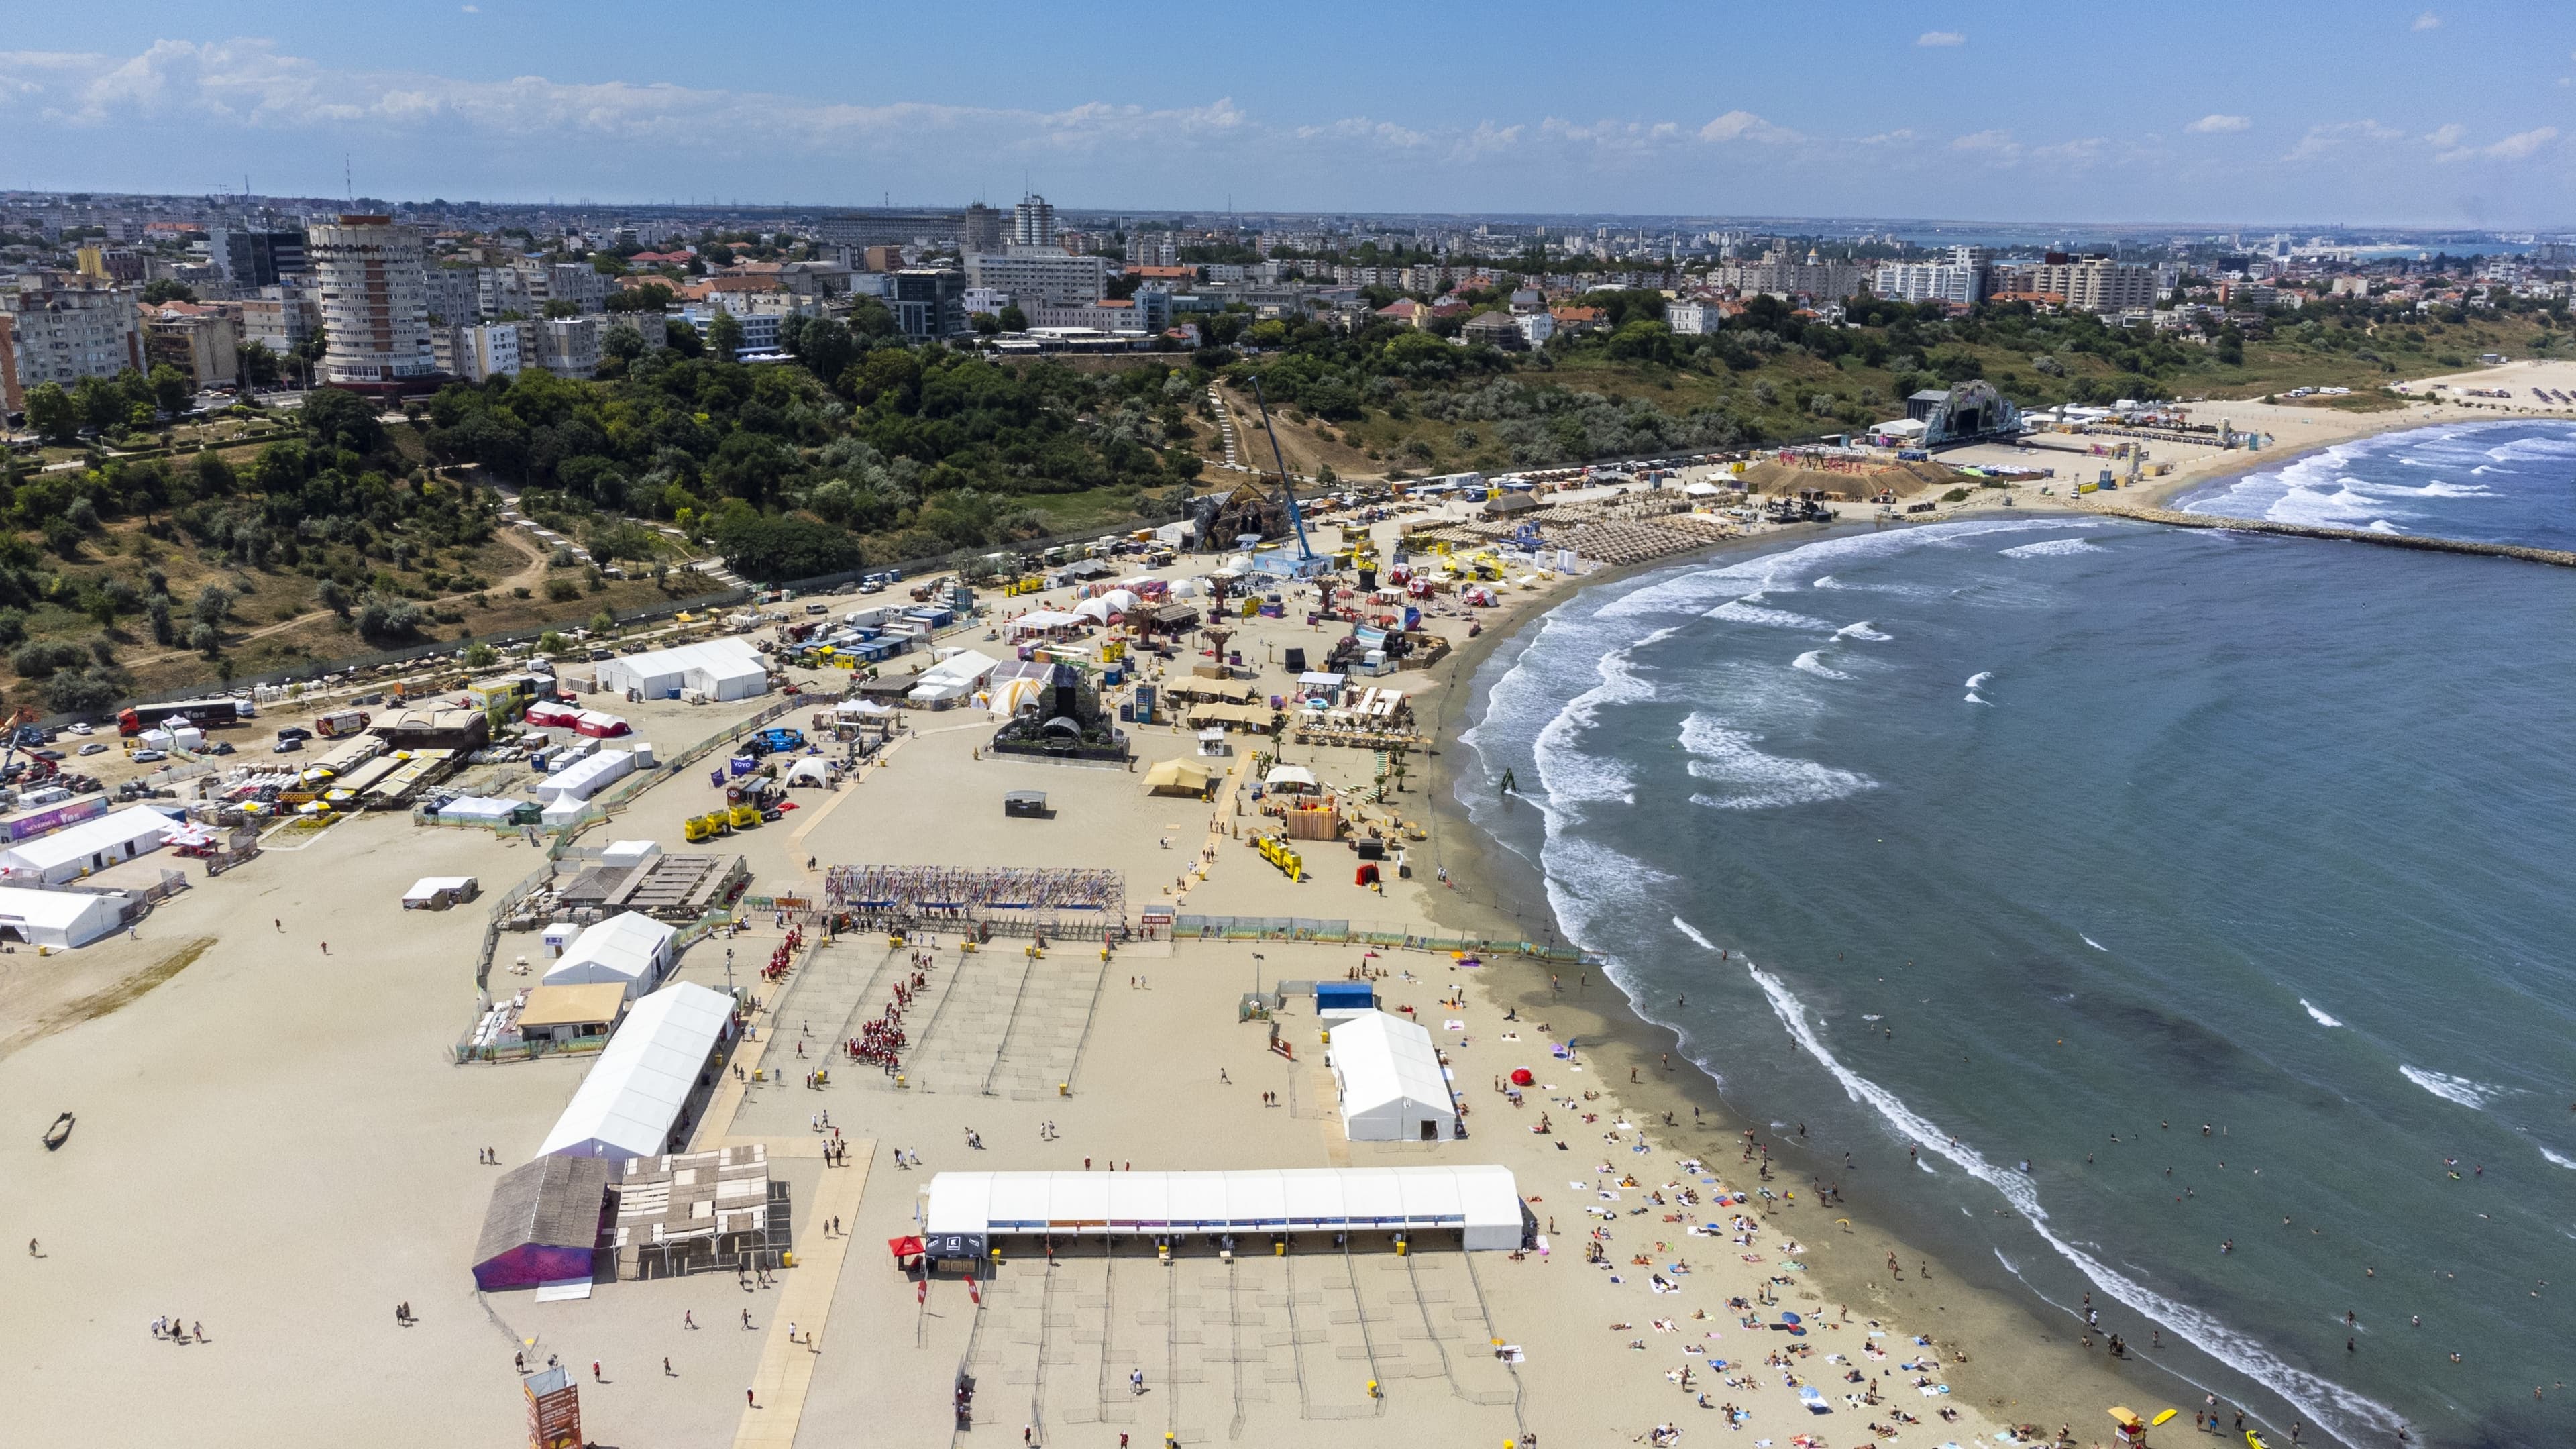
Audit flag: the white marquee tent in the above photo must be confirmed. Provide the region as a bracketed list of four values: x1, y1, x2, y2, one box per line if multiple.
[594, 637, 770, 702]
[0, 806, 176, 885]
[537, 982, 735, 1164]
[533, 749, 636, 804]
[0, 884, 126, 948]
[923, 1165, 1524, 1250]
[1324, 1010, 1458, 1142]
[542, 911, 680, 999]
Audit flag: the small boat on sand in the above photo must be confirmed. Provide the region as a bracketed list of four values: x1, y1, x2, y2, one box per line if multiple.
[41, 1112, 73, 1150]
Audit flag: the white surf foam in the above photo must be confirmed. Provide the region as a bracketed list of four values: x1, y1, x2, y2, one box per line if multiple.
[2366, 519, 2404, 535]
[1709, 599, 1835, 631]
[1964, 692, 1990, 705]
[1812, 574, 1843, 589]
[2400, 1065, 2502, 1110]
[2080, 935, 2107, 952]
[1679, 711, 1876, 811]
[1998, 538, 2108, 559]
[1964, 672, 1992, 690]
[1791, 650, 1851, 680]
[2300, 999, 2344, 1028]
[2540, 1146, 2576, 1171]
[1833, 620, 1891, 641]
[1743, 959, 2409, 1446]
[1672, 916, 1717, 950]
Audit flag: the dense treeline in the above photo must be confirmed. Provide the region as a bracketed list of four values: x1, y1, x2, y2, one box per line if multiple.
[418, 317, 1207, 581]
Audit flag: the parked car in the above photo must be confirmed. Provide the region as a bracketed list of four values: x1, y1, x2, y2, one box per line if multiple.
[589, 649, 614, 661]
[76, 742, 107, 756]
[32, 749, 62, 761]
[132, 749, 166, 763]
[273, 737, 303, 754]
[68, 722, 93, 736]
[276, 726, 312, 742]
[205, 741, 235, 755]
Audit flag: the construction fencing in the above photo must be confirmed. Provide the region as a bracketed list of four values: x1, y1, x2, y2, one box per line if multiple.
[1170, 914, 1595, 965]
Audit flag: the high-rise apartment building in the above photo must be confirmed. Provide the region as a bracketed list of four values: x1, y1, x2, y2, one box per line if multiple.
[963, 203, 1005, 255]
[963, 252, 1106, 307]
[306, 215, 434, 386]
[0, 281, 145, 413]
[1011, 194, 1057, 249]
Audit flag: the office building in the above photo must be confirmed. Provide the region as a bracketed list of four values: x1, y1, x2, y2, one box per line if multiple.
[814, 210, 962, 250]
[963, 251, 1106, 307]
[306, 215, 435, 386]
[0, 282, 144, 413]
[890, 268, 969, 341]
[208, 227, 308, 288]
[1011, 194, 1057, 250]
[962, 203, 1005, 255]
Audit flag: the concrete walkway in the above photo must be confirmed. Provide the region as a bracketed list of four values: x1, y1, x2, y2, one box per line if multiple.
[731, 1137, 876, 1449]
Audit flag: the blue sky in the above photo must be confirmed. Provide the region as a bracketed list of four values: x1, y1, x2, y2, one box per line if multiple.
[5, 1, 2574, 226]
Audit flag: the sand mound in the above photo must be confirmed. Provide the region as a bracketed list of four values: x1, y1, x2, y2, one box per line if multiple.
[1737, 458, 1957, 501]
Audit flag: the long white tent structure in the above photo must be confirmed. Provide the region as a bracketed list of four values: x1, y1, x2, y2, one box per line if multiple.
[594, 637, 769, 702]
[537, 982, 735, 1164]
[922, 1166, 1525, 1250]
[1324, 1009, 1460, 1142]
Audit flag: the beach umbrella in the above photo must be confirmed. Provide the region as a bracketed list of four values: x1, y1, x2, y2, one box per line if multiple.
[1779, 1311, 1801, 1324]
[1510, 1068, 1535, 1087]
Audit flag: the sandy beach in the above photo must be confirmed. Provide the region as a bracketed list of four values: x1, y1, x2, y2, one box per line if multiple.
[13, 386, 2534, 1446]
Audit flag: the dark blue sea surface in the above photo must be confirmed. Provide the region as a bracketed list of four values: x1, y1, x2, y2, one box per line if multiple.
[1457, 500, 2576, 1448]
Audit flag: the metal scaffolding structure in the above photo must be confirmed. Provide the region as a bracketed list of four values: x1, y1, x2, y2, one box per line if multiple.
[824, 864, 1125, 923]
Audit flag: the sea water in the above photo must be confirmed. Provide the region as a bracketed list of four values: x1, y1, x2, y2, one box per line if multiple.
[2183, 417, 2576, 550]
[1458, 464, 2576, 1447]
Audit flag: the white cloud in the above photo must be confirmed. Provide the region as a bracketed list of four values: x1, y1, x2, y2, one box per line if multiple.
[1950, 129, 2015, 152]
[2284, 119, 2404, 161]
[2424, 122, 2467, 147]
[2412, 11, 2440, 30]
[1917, 30, 1966, 47]
[2185, 114, 2250, 133]
[1699, 110, 1794, 144]
[460, 5, 478, 12]
[2438, 125, 2561, 162]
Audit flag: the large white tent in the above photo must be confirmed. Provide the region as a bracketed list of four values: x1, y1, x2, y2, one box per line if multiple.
[908, 649, 998, 704]
[533, 749, 636, 803]
[0, 806, 176, 885]
[922, 1165, 1524, 1250]
[537, 982, 735, 1164]
[0, 884, 126, 947]
[1324, 1010, 1458, 1142]
[594, 637, 769, 702]
[542, 911, 680, 999]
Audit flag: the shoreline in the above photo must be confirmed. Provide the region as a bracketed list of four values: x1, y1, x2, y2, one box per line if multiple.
[1393, 519, 2257, 1440]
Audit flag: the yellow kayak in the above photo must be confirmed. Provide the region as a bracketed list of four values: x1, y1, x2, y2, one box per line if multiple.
[2247, 1432, 2269, 1449]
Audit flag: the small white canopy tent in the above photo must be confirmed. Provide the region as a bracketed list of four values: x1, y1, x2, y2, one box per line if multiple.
[924, 1165, 1523, 1250]
[1324, 1010, 1458, 1142]
[1263, 764, 1318, 794]
[537, 982, 735, 1164]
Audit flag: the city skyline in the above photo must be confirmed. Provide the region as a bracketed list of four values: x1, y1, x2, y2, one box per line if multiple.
[4, 1, 2574, 226]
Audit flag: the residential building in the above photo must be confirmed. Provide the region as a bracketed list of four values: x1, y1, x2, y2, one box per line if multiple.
[1126, 232, 1179, 267]
[1375, 299, 1428, 328]
[539, 262, 610, 313]
[142, 305, 240, 390]
[813, 211, 964, 250]
[676, 306, 784, 360]
[0, 281, 144, 413]
[1026, 299, 1147, 333]
[1871, 262, 1983, 305]
[1011, 194, 1057, 249]
[74, 246, 144, 284]
[1462, 310, 1527, 350]
[962, 287, 1010, 317]
[2027, 256, 2157, 314]
[963, 251, 1106, 307]
[1515, 311, 1556, 348]
[1666, 301, 1722, 335]
[239, 286, 323, 355]
[534, 315, 600, 378]
[859, 246, 906, 273]
[434, 320, 525, 381]
[207, 227, 308, 287]
[423, 266, 479, 326]
[890, 269, 970, 341]
[961, 203, 1006, 256]
[775, 260, 853, 299]
[306, 215, 435, 386]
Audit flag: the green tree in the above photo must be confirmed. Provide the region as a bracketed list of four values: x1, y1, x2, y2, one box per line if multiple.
[588, 607, 616, 635]
[146, 592, 175, 645]
[706, 311, 745, 361]
[239, 340, 283, 388]
[541, 299, 582, 319]
[23, 382, 79, 442]
[149, 363, 193, 416]
[971, 312, 1002, 337]
[663, 318, 705, 358]
[316, 579, 352, 618]
[996, 304, 1028, 333]
[140, 279, 196, 305]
